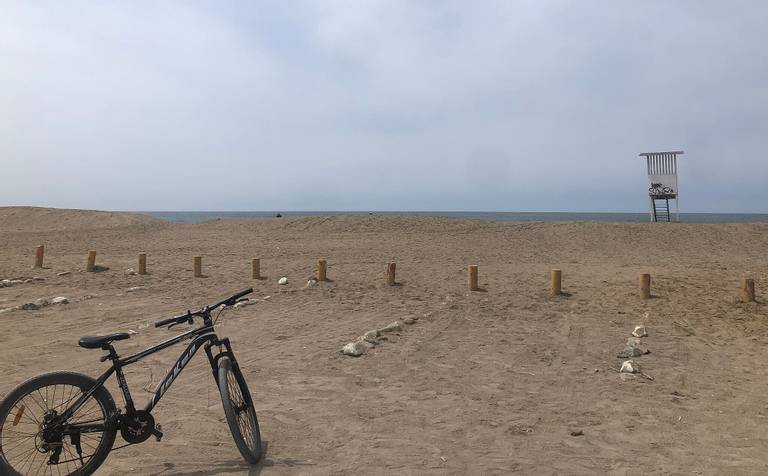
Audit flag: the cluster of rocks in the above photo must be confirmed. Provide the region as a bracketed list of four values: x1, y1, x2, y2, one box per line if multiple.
[276, 277, 324, 288]
[0, 296, 69, 314]
[341, 316, 420, 357]
[0, 276, 44, 288]
[618, 325, 652, 380]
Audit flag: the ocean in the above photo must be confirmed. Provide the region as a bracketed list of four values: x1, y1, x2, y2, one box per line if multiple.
[138, 211, 768, 224]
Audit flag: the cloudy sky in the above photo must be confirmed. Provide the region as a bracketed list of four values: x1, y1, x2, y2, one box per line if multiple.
[1, 1, 766, 212]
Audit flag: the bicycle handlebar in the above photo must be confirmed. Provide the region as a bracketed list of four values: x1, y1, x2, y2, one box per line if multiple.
[210, 287, 253, 310]
[154, 288, 254, 328]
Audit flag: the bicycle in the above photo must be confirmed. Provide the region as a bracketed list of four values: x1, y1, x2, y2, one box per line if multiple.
[0, 288, 262, 475]
[649, 183, 674, 195]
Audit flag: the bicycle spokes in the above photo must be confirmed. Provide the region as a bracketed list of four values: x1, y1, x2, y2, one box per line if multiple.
[0, 383, 108, 474]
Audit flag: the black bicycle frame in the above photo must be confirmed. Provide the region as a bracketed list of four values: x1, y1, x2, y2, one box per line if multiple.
[60, 324, 236, 428]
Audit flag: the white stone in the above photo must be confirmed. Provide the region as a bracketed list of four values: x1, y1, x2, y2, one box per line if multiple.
[341, 340, 367, 357]
[362, 330, 379, 343]
[632, 326, 648, 338]
[620, 360, 639, 374]
[10, 279, 24, 285]
[51, 297, 69, 305]
[379, 321, 402, 333]
[234, 300, 256, 309]
[57, 272, 71, 277]
[124, 268, 136, 276]
[618, 346, 643, 358]
[306, 278, 318, 288]
[126, 286, 146, 293]
[278, 277, 288, 285]
[1, 279, 10, 285]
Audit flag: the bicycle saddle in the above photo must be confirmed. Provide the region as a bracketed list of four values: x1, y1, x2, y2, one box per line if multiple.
[78, 333, 131, 349]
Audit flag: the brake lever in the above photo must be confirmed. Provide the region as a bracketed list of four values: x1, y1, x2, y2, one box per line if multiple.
[168, 317, 193, 330]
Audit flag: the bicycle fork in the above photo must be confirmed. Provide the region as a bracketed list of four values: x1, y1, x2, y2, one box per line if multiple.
[204, 337, 239, 387]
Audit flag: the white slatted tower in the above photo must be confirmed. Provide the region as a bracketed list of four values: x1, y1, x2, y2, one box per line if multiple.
[639, 151, 683, 222]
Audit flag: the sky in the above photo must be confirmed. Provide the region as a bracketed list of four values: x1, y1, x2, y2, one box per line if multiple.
[1, 1, 767, 212]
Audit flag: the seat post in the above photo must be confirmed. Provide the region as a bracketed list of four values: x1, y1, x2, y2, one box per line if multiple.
[100, 344, 119, 362]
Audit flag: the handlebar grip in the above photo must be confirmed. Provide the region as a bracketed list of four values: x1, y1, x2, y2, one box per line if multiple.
[211, 288, 254, 309]
[231, 288, 253, 301]
[154, 310, 191, 328]
[154, 317, 178, 328]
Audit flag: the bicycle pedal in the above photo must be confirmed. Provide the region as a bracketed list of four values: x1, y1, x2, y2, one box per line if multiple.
[152, 424, 163, 442]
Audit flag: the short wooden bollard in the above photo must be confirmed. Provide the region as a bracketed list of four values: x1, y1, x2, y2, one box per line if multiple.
[35, 245, 45, 268]
[741, 278, 756, 302]
[386, 262, 396, 286]
[317, 259, 327, 281]
[138, 253, 147, 275]
[468, 265, 479, 291]
[639, 273, 651, 299]
[193, 256, 202, 277]
[85, 250, 97, 272]
[251, 258, 261, 279]
[550, 269, 562, 297]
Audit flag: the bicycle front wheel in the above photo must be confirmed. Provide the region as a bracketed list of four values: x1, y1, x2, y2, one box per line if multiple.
[217, 357, 262, 464]
[0, 372, 117, 475]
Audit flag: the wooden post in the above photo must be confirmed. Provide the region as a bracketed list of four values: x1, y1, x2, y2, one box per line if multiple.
[138, 253, 147, 275]
[386, 262, 396, 286]
[468, 265, 479, 291]
[251, 258, 261, 279]
[193, 256, 202, 277]
[550, 269, 562, 297]
[34, 245, 44, 268]
[317, 259, 327, 281]
[639, 273, 651, 299]
[741, 278, 756, 302]
[86, 250, 97, 272]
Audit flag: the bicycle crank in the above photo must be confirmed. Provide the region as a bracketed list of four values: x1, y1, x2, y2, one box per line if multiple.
[120, 410, 155, 444]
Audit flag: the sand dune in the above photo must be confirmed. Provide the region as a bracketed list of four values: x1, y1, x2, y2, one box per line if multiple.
[0, 206, 163, 233]
[1, 208, 768, 474]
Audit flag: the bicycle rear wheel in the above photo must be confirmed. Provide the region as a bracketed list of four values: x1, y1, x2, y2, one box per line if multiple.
[217, 357, 262, 464]
[0, 372, 117, 475]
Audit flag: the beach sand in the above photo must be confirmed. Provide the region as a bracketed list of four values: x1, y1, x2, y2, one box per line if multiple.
[1, 207, 768, 474]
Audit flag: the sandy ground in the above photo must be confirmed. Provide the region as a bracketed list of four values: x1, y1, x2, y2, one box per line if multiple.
[1, 207, 768, 475]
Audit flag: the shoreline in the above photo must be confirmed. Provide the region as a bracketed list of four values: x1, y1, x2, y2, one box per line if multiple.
[4, 206, 768, 225]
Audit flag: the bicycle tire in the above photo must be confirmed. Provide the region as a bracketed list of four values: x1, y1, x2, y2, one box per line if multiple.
[217, 357, 262, 464]
[0, 372, 117, 475]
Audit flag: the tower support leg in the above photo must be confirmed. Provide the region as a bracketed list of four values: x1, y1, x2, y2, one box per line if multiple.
[649, 196, 655, 222]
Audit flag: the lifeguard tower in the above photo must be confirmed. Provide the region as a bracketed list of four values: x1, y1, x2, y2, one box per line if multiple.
[639, 151, 683, 222]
